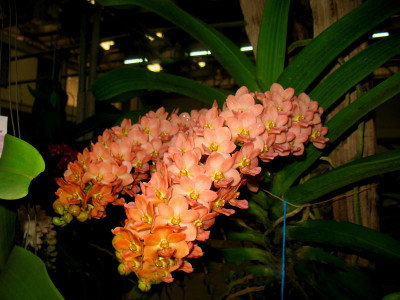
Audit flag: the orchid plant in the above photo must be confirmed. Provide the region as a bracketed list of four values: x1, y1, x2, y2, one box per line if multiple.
[52, 83, 328, 291]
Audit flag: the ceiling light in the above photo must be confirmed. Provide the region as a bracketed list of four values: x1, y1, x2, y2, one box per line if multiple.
[189, 50, 211, 57]
[145, 34, 155, 41]
[87, 0, 95, 4]
[124, 58, 147, 64]
[198, 61, 206, 68]
[155, 32, 164, 38]
[100, 40, 114, 51]
[240, 45, 253, 52]
[147, 64, 162, 72]
[372, 32, 389, 38]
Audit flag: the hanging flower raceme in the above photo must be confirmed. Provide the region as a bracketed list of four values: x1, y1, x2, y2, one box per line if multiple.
[52, 84, 329, 291]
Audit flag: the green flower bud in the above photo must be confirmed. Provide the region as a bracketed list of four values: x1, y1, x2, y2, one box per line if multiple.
[54, 204, 65, 216]
[47, 245, 57, 253]
[49, 251, 58, 257]
[47, 238, 57, 245]
[117, 264, 131, 276]
[76, 211, 89, 222]
[69, 205, 81, 217]
[52, 217, 65, 226]
[138, 280, 151, 292]
[62, 213, 73, 224]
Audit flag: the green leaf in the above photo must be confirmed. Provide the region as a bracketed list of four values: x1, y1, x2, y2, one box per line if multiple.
[244, 265, 279, 278]
[0, 246, 64, 300]
[278, 0, 400, 93]
[311, 32, 400, 111]
[97, 0, 259, 91]
[0, 135, 45, 200]
[91, 67, 229, 107]
[271, 71, 400, 196]
[226, 231, 267, 248]
[0, 203, 15, 273]
[256, 0, 290, 90]
[296, 247, 378, 300]
[248, 201, 268, 226]
[221, 248, 273, 265]
[284, 149, 400, 206]
[383, 292, 400, 300]
[287, 220, 400, 263]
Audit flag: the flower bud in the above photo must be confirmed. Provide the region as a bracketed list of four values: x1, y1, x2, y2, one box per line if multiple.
[53, 204, 64, 215]
[52, 217, 65, 226]
[138, 280, 151, 292]
[47, 245, 57, 253]
[69, 205, 81, 217]
[62, 213, 73, 224]
[117, 263, 131, 276]
[76, 211, 89, 222]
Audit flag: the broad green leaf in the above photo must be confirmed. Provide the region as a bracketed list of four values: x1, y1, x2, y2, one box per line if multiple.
[256, 0, 290, 90]
[284, 149, 400, 206]
[278, 0, 400, 93]
[0, 246, 64, 300]
[0, 203, 15, 273]
[226, 231, 267, 248]
[221, 248, 273, 265]
[287, 220, 400, 263]
[91, 67, 229, 107]
[97, 0, 259, 91]
[311, 32, 400, 110]
[271, 71, 400, 196]
[0, 135, 45, 200]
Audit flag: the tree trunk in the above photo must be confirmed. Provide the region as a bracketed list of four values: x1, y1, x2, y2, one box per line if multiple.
[310, 0, 379, 231]
[239, 0, 266, 58]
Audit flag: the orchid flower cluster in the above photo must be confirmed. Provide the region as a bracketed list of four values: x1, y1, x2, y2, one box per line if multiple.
[52, 84, 328, 291]
[18, 204, 58, 268]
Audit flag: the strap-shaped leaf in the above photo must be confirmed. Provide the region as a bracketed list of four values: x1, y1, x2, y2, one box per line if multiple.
[97, 0, 259, 91]
[311, 32, 400, 110]
[221, 248, 273, 265]
[0, 135, 45, 200]
[91, 67, 229, 107]
[278, 0, 400, 93]
[287, 220, 400, 263]
[284, 149, 400, 206]
[227, 231, 267, 248]
[0, 204, 15, 273]
[0, 246, 64, 299]
[296, 246, 379, 299]
[248, 201, 269, 226]
[270, 71, 400, 196]
[256, 0, 290, 90]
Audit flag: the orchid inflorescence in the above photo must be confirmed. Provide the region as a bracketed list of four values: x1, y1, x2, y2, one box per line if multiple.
[52, 84, 328, 291]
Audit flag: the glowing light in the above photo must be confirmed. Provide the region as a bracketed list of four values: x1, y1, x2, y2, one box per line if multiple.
[156, 32, 164, 38]
[189, 50, 211, 57]
[240, 45, 253, 52]
[124, 58, 148, 64]
[145, 34, 155, 41]
[198, 61, 206, 68]
[100, 41, 114, 51]
[372, 32, 389, 38]
[147, 64, 162, 72]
